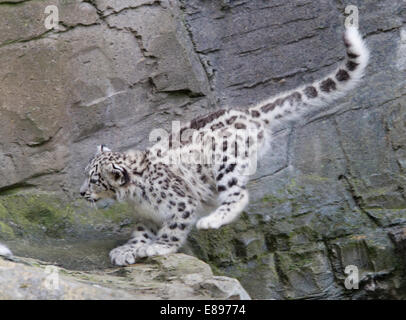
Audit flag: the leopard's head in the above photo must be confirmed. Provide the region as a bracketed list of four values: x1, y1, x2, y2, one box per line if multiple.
[80, 145, 130, 202]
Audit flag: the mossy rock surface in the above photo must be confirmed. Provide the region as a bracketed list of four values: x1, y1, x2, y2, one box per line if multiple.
[185, 174, 406, 299]
[0, 191, 137, 270]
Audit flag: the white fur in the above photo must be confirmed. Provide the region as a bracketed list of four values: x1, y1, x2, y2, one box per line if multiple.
[251, 27, 369, 121]
[308, 26, 370, 105]
[345, 26, 370, 73]
[0, 243, 12, 257]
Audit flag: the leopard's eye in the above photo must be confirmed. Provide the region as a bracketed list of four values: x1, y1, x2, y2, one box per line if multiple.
[90, 178, 98, 184]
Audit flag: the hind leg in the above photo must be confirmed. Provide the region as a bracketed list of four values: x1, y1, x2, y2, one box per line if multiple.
[197, 183, 249, 230]
[196, 130, 257, 229]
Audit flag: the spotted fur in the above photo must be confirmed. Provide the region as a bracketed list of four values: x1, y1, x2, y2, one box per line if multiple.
[80, 27, 369, 266]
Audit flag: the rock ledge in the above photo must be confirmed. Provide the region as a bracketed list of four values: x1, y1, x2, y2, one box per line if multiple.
[0, 253, 250, 300]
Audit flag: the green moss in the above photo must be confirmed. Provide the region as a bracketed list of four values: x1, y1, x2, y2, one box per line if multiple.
[0, 203, 8, 220]
[363, 234, 398, 272]
[0, 221, 15, 240]
[302, 174, 331, 183]
[0, 191, 136, 241]
[276, 250, 313, 273]
[261, 194, 287, 205]
[286, 178, 305, 194]
[287, 225, 319, 245]
[0, 192, 73, 238]
[99, 202, 134, 223]
[189, 224, 238, 267]
[366, 208, 406, 227]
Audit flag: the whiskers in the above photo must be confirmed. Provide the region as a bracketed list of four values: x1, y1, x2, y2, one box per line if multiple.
[83, 196, 98, 209]
[90, 199, 97, 209]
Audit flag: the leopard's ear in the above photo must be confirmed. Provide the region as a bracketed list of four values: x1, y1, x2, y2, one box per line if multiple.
[96, 144, 111, 155]
[108, 163, 130, 186]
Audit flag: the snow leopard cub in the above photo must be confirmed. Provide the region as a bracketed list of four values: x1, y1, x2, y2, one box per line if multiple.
[80, 27, 369, 266]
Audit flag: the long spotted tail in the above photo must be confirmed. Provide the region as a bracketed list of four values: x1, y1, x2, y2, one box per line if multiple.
[251, 27, 369, 122]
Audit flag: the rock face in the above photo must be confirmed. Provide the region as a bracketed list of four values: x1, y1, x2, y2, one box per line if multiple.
[0, 254, 250, 300]
[0, 0, 405, 299]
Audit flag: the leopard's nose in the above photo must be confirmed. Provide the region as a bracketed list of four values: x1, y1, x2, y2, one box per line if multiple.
[80, 191, 86, 197]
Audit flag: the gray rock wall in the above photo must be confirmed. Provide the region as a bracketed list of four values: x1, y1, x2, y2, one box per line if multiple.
[0, 0, 405, 299]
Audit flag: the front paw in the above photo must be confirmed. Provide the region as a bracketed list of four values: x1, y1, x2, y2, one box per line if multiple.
[136, 243, 177, 258]
[109, 244, 139, 266]
[196, 215, 223, 229]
